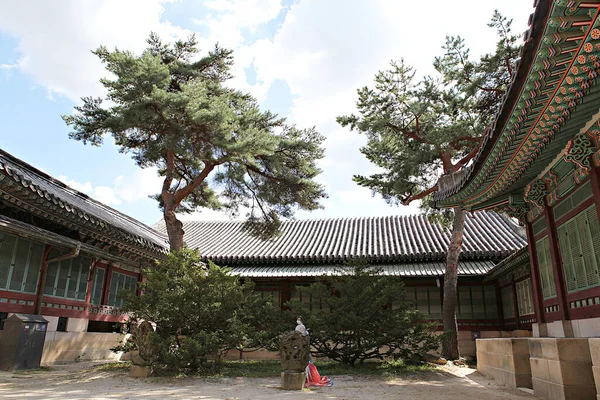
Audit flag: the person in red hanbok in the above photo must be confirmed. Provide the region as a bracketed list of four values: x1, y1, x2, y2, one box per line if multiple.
[295, 316, 332, 388]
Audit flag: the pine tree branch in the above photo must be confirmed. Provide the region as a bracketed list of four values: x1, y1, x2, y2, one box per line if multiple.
[401, 185, 439, 205]
[453, 141, 481, 171]
[172, 161, 216, 205]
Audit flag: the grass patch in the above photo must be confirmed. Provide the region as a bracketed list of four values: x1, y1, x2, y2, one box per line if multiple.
[94, 361, 131, 372]
[106, 359, 432, 379]
[218, 359, 432, 379]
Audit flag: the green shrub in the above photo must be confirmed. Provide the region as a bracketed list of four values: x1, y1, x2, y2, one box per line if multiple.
[286, 262, 440, 366]
[121, 249, 284, 372]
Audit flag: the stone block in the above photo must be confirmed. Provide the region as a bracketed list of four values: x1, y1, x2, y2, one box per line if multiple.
[556, 339, 592, 362]
[511, 338, 530, 355]
[589, 339, 600, 365]
[559, 361, 595, 386]
[510, 355, 532, 375]
[573, 317, 600, 338]
[530, 357, 550, 382]
[591, 366, 600, 393]
[480, 331, 501, 339]
[44, 316, 59, 332]
[67, 318, 88, 333]
[130, 365, 150, 378]
[547, 320, 574, 338]
[281, 371, 305, 390]
[533, 323, 548, 338]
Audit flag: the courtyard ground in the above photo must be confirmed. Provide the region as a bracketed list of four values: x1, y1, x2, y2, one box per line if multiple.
[0, 361, 533, 400]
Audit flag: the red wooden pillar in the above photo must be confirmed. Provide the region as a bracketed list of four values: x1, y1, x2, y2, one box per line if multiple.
[544, 201, 570, 321]
[84, 259, 97, 310]
[101, 263, 112, 306]
[526, 222, 545, 323]
[590, 164, 600, 219]
[34, 245, 53, 314]
[512, 278, 521, 330]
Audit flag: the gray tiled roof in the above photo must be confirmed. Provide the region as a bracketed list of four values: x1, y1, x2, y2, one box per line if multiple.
[155, 212, 526, 265]
[229, 260, 496, 278]
[0, 149, 169, 252]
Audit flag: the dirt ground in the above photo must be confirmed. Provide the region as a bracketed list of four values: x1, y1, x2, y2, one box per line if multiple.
[0, 362, 534, 400]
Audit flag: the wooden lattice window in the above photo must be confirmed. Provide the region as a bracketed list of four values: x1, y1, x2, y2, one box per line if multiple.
[516, 278, 534, 316]
[90, 267, 105, 305]
[0, 232, 44, 294]
[557, 205, 600, 293]
[107, 272, 137, 308]
[535, 236, 556, 299]
[44, 253, 91, 301]
[501, 286, 515, 319]
[457, 285, 498, 320]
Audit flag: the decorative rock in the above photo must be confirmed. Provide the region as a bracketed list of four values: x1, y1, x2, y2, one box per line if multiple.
[281, 371, 306, 390]
[280, 331, 309, 373]
[130, 365, 150, 378]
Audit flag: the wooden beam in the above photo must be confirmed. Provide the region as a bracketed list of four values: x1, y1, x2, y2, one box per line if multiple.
[544, 201, 570, 321]
[84, 259, 97, 310]
[526, 222, 545, 323]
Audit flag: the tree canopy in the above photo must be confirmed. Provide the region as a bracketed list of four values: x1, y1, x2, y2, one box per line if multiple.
[63, 33, 326, 251]
[337, 11, 520, 208]
[337, 11, 522, 360]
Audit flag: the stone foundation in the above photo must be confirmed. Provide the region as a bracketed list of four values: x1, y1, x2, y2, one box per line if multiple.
[476, 338, 532, 388]
[529, 338, 596, 400]
[590, 339, 600, 400]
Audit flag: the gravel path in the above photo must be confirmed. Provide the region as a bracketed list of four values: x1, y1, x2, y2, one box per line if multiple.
[0, 362, 534, 399]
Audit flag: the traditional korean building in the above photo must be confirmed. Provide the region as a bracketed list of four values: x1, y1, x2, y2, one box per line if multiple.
[0, 146, 529, 363]
[0, 148, 169, 363]
[432, 0, 600, 397]
[155, 214, 527, 355]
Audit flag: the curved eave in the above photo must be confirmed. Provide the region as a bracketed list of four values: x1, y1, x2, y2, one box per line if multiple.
[434, 1, 600, 210]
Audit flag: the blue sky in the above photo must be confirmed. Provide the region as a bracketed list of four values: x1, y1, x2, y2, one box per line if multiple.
[0, 0, 534, 227]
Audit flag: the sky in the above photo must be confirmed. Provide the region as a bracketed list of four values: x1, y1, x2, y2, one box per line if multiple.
[0, 0, 534, 227]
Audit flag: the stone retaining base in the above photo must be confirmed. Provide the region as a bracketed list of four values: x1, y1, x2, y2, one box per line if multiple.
[476, 338, 532, 388]
[529, 338, 596, 400]
[590, 339, 600, 400]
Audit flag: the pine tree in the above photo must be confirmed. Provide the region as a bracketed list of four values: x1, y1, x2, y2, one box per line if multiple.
[63, 34, 326, 251]
[337, 11, 520, 359]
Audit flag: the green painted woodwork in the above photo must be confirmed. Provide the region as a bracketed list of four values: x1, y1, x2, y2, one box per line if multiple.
[557, 205, 600, 292]
[532, 216, 548, 237]
[435, 1, 600, 211]
[516, 278, 534, 316]
[536, 236, 557, 299]
[457, 285, 498, 320]
[44, 255, 91, 300]
[90, 267, 105, 305]
[553, 180, 593, 221]
[106, 271, 137, 308]
[501, 285, 515, 319]
[0, 232, 43, 294]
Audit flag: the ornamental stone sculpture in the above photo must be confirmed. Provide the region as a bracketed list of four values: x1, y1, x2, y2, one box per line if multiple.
[280, 331, 309, 389]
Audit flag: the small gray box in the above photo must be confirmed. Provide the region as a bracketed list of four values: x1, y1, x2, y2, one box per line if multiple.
[0, 314, 48, 371]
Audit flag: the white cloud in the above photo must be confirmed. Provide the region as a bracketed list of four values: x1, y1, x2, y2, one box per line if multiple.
[0, 0, 191, 102]
[0, 0, 536, 223]
[58, 167, 163, 207]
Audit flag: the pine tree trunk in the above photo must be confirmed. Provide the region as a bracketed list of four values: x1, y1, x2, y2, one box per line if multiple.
[164, 204, 184, 252]
[441, 207, 466, 360]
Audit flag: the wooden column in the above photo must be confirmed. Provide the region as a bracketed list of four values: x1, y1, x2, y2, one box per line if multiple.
[101, 263, 112, 306]
[34, 245, 53, 314]
[512, 278, 521, 330]
[526, 222, 545, 323]
[544, 201, 570, 320]
[495, 282, 505, 331]
[590, 164, 600, 219]
[84, 259, 97, 310]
